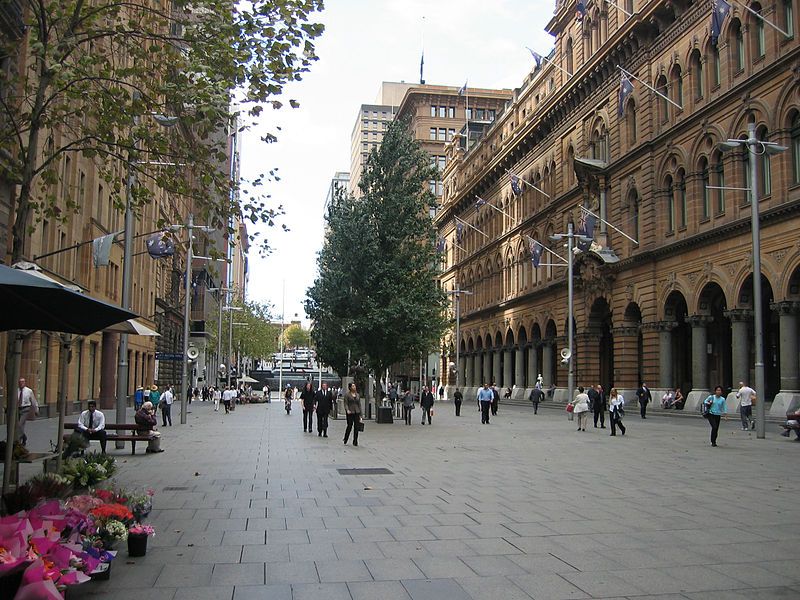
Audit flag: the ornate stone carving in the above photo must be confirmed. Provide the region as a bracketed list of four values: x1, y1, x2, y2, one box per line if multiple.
[723, 309, 753, 322]
[772, 248, 789, 264]
[686, 271, 700, 285]
[687, 314, 714, 327]
[771, 301, 800, 316]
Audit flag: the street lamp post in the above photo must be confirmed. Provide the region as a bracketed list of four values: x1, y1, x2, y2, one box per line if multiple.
[447, 288, 473, 390]
[719, 123, 786, 439]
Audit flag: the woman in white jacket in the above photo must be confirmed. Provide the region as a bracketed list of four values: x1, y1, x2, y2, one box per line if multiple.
[572, 387, 591, 431]
[608, 387, 626, 436]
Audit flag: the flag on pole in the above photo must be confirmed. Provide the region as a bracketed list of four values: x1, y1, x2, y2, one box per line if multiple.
[146, 231, 176, 259]
[420, 51, 425, 84]
[456, 221, 464, 242]
[710, 0, 731, 44]
[510, 173, 523, 197]
[458, 81, 467, 96]
[475, 196, 487, 211]
[576, 0, 586, 21]
[92, 233, 115, 267]
[529, 239, 543, 268]
[618, 74, 634, 117]
[577, 212, 596, 252]
[528, 48, 543, 70]
[436, 237, 446, 253]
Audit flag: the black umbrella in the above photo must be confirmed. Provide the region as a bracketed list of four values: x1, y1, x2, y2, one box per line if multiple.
[0, 264, 137, 334]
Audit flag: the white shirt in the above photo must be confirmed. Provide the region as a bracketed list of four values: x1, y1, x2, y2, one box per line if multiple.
[18, 386, 38, 410]
[212, 389, 222, 401]
[609, 394, 625, 411]
[222, 389, 236, 401]
[78, 409, 105, 431]
[737, 386, 755, 407]
[160, 390, 174, 405]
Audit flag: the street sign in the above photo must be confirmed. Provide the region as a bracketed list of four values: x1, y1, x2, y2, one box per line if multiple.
[156, 352, 183, 361]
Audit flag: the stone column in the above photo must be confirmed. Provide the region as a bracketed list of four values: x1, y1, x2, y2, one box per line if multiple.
[483, 351, 491, 385]
[542, 341, 553, 386]
[515, 346, 525, 388]
[99, 331, 119, 410]
[611, 325, 640, 391]
[657, 321, 676, 389]
[725, 309, 752, 386]
[772, 301, 800, 391]
[458, 356, 466, 387]
[465, 354, 473, 388]
[492, 350, 501, 385]
[527, 343, 539, 386]
[503, 348, 513, 388]
[686, 315, 712, 410]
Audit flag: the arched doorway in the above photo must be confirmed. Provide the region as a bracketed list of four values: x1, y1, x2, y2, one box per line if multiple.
[504, 329, 515, 388]
[698, 282, 731, 391]
[737, 274, 778, 400]
[544, 319, 558, 385]
[588, 297, 614, 389]
[517, 326, 528, 388]
[623, 302, 642, 387]
[665, 291, 691, 393]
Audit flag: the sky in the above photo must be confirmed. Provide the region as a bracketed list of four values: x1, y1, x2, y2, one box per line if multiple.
[241, 0, 556, 324]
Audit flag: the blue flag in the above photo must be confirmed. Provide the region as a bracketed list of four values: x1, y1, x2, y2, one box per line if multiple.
[510, 173, 523, 197]
[529, 239, 543, 268]
[528, 48, 543, 70]
[475, 196, 487, 211]
[576, 0, 586, 21]
[577, 212, 596, 252]
[458, 81, 467, 96]
[146, 231, 176, 259]
[456, 221, 464, 242]
[710, 0, 731, 44]
[436, 238, 446, 253]
[618, 75, 634, 117]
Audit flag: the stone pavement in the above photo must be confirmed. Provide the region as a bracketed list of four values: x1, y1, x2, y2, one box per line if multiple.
[17, 397, 800, 599]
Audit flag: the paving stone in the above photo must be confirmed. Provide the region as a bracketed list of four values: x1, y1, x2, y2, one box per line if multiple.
[348, 527, 394, 543]
[455, 575, 535, 600]
[266, 561, 320, 585]
[210, 563, 265, 586]
[290, 582, 353, 600]
[459, 555, 528, 577]
[192, 545, 243, 564]
[366, 557, 426, 581]
[155, 564, 213, 588]
[232, 584, 292, 600]
[347, 580, 412, 600]
[221, 530, 266, 546]
[412, 557, 477, 579]
[288, 541, 335, 562]
[401, 578, 472, 600]
[173, 586, 234, 600]
[389, 526, 436, 541]
[315, 559, 373, 582]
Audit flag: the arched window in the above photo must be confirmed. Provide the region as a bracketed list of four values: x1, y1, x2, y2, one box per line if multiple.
[699, 156, 710, 219]
[792, 111, 800, 184]
[670, 64, 683, 110]
[690, 49, 703, 100]
[589, 122, 608, 162]
[752, 3, 766, 58]
[784, 0, 795, 38]
[731, 19, 745, 72]
[664, 175, 675, 232]
[628, 189, 640, 245]
[711, 43, 721, 88]
[625, 0, 634, 16]
[626, 99, 637, 146]
[656, 74, 669, 123]
[565, 38, 574, 75]
[584, 18, 593, 58]
[713, 149, 725, 213]
[566, 145, 575, 187]
[677, 168, 687, 228]
[757, 125, 772, 196]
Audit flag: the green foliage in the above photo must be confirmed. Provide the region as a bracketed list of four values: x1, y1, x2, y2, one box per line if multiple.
[306, 119, 448, 381]
[230, 300, 281, 361]
[0, 0, 325, 261]
[62, 453, 117, 488]
[283, 323, 309, 348]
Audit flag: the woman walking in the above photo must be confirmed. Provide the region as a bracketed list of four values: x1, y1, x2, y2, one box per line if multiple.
[402, 389, 414, 425]
[343, 382, 362, 446]
[573, 386, 591, 431]
[703, 385, 727, 447]
[608, 387, 626, 436]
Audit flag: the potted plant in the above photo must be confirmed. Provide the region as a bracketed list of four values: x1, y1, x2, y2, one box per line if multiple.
[127, 523, 155, 557]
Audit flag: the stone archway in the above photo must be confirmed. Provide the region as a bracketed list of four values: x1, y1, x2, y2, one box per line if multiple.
[530, 323, 543, 386]
[696, 282, 731, 394]
[494, 331, 504, 387]
[664, 290, 691, 393]
[544, 319, 558, 386]
[734, 274, 778, 401]
[517, 326, 528, 390]
[586, 297, 614, 390]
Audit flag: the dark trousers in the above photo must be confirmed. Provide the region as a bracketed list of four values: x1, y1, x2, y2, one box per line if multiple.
[317, 412, 329, 434]
[640, 401, 648, 418]
[740, 405, 753, 429]
[421, 407, 432, 424]
[303, 408, 314, 431]
[609, 410, 625, 435]
[81, 429, 108, 453]
[344, 413, 359, 444]
[531, 401, 539, 415]
[491, 398, 498, 415]
[593, 407, 606, 427]
[454, 401, 462, 416]
[161, 404, 172, 426]
[403, 406, 412, 424]
[480, 401, 491, 424]
[708, 414, 721, 444]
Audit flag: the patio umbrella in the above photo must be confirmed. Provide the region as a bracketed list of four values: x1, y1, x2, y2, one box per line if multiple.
[238, 375, 260, 384]
[0, 264, 136, 334]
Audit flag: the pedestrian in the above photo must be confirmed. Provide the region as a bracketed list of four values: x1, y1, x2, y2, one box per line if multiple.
[529, 385, 544, 415]
[491, 382, 500, 416]
[438, 384, 445, 402]
[212, 386, 221, 411]
[149, 384, 160, 409]
[453, 388, 463, 416]
[202, 385, 209, 402]
[159, 386, 174, 426]
[477, 382, 493, 424]
[222, 385, 235, 414]
[590, 384, 606, 428]
[342, 382, 362, 446]
[573, 386, 591, 431]
[77, 400, 107, 454]
[636, 381, 651, 419]
[134, 386, 145, 411]
[16, 377, 39, 446]
[388, 384, 398, 411]
[284, 385, 293, 414]
[186, 385, 192, 406]
[661, 389, 674, 409]
[420, 386, 434, 425]
[300, 381, 316, 432]
[315, 382, 333, 437]
[402, 389, 414, 425]
[608, 387, 626, 436]
[703, 385, 727, 447]
[736, 381, 756, 431]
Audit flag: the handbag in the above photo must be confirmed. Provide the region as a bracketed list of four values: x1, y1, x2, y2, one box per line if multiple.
[566, 402, 574, 413]
[356, 419, 364, 432]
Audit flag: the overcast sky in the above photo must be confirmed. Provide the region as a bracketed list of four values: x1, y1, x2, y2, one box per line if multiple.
[241, 0, 556, 325]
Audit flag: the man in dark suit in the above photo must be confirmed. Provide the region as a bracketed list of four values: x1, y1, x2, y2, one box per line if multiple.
[588, 384, 606, 428]
[491, 383, 500, 416]
[636, 382, 652, 419]
[315, 383, 333, 437]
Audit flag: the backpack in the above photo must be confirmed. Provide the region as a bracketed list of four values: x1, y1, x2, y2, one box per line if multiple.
[700, 396, 712, 417]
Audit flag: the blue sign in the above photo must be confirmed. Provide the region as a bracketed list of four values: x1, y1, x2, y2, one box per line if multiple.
[156, 352, 183, 361]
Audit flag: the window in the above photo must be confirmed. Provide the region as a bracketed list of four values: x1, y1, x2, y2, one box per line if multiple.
[656, 75, 669, 123]
[96, 183, 104, 221]
[362, 131, 368, 138]
[671, 65, 683, 109]
[792, 112, 800, 183]
[713, 150, 725, 213]
[711, 44, 721, 87]
[438, 128, 446, 141]
[447, 128, 455, 141]
[466, 108, 473, 119]
[430, 106, 436, 117]
[733, 20, 745, 71]
[362, 142, 368, 150]
[438, 156, 446, 171]
[78, 171, 86, 208]
[665, 175, 675, 232]
[476, 109, 485, 120]
[691, 50, 703, 99]
[488, 110, 496, 121]
[753, 3, 766, 58]
[429, 180, 437, 195]
[61, 156, 72, 202]
[741, 135, 752, 203]
[699, 157, 710, 219]
[565, 38, 574, 75]
[438, 106, 446, 118]
[448, 106, 455, 118]
[429, 127, 437, 140]
[566, 146, 575, 187]
[677, 170, 687, 228]
[626, 100, 637, 146]
[757, 125, 772, 196]
[784, 0, 794, 38]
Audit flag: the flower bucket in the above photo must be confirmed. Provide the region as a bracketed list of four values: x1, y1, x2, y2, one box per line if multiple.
[127, 532, 148, 557]
[89, 561, 112, 581]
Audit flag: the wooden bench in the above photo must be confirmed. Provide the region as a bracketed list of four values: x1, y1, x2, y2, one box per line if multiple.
[64, 424, 155, 455]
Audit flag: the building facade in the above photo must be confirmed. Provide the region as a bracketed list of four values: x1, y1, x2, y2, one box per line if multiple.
[436, 0, 800, 414]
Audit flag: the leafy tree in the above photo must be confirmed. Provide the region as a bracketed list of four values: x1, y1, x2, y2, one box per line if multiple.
[283, 323, 309, 349]
[306, 119, 448, 391]
[229, 300, 281, 363]
[0, 0, 325, 264]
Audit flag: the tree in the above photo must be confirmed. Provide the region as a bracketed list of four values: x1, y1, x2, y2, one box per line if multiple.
[230, 301, 281, 364]
[0, 0, 325, 264]
[283, 323, 309, 349]
[306, 119, 448, 390]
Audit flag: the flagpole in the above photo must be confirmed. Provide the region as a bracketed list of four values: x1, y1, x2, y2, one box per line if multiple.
[604, 0, 632, 17]
[455, 216, 489, 239]
[527, 48, 573, 78]
[507, 169, 551, 198]
[730, 0, 790, 37]
[617, 65, 682, 110]
[477, 196, 518, 225]
[524, 235, 568, 264]
[578, 206, 639, 245]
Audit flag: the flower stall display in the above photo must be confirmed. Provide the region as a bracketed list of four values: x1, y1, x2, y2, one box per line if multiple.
[61, 454, 116, 489]
[87, 503, 133, 550]
[126, 524, 155, 557]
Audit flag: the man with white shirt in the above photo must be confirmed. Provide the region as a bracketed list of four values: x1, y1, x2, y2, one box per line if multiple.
[212, 386, 222, 411]
[77, 400, 107, 453]
[17, 377, 39, 446]
[736, 381, 756, 431]
[159, 386, 174, 426]
[222, 385, 236, 414]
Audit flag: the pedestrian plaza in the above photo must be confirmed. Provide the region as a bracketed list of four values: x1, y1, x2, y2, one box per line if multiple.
[20, 398, 800, 600]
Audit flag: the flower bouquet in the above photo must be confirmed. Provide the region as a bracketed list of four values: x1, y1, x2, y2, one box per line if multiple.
[87, 503, 133, 551]
[61, 453, 116, 488]
[126, 524, 155, 557]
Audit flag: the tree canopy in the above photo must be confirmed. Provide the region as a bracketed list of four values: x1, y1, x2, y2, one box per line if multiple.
[283, 323, 309, 349]
[305, 118, 448, 382]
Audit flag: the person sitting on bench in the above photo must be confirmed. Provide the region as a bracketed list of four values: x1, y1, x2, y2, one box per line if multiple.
[135, 401, 163, 453]
[77, 401, 107, 453]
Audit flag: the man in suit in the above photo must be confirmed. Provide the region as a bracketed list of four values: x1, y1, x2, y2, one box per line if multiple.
[491, 382, 500, 416]
[636, 382, 652, 419]
[420, 386, 435, 424]
[589, 384, 606, 428]
[77, 401, 107, 453]
[315, 382, 333, 437]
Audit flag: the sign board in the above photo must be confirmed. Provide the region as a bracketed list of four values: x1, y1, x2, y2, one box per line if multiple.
[156, 352, 183, 361]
